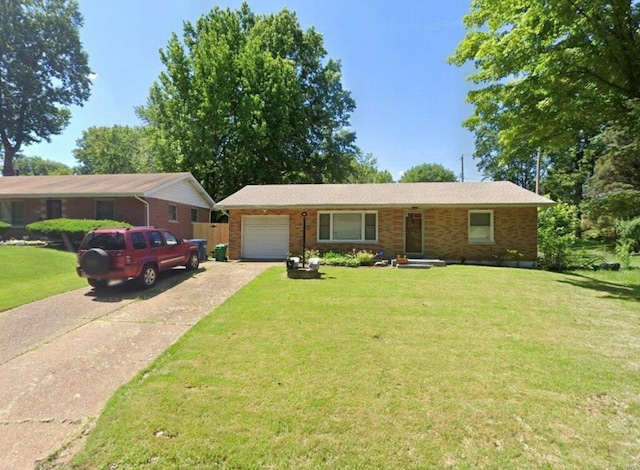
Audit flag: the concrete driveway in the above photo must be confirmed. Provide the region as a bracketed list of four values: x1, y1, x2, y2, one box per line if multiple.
[0, 261, 275, 469]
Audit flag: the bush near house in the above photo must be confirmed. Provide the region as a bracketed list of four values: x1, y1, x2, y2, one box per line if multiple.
[26, 218, 132, 248]
[298, 249, 377, 267]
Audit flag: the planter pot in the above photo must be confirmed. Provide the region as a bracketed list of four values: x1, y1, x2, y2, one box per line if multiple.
[396, 257, 408, 265]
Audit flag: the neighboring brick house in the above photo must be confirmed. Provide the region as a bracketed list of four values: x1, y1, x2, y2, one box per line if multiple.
[215, 182, 555, 266]
[0, 172, 215, 240]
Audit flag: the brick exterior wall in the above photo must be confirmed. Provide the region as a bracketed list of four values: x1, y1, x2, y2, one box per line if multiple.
[2, 197, 209, 240]
[228, 206, 539, 262]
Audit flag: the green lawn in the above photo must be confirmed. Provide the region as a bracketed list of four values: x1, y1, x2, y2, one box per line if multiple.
[69, 265, 640, 469]
[0, 246, 86, 312]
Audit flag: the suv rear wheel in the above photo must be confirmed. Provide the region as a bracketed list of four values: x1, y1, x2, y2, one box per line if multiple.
[138, 264, 158, 289]
[88, 278, 108, 289]
[186, 251, 200, 271]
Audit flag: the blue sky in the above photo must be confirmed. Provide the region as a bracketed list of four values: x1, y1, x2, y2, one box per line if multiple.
[26, 0, 480, 181]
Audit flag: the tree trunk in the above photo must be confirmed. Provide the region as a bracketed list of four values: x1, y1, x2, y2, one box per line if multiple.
[2, 144, 17, 176]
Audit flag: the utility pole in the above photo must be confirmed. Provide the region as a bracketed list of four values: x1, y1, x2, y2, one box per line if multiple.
[460, 155, 464, 182]
[535, 147, 542, 194]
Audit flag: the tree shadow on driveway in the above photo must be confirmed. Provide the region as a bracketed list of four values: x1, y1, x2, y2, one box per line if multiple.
[557, 272, 640, 302]
[83, 266, 206, 303]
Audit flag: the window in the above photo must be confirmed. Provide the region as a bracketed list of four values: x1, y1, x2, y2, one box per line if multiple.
[168, 204, 177, 222]
[191, 208, 198, 223]
[318, 211, 377, 242]
[163, 231, 179, 246]
[47, 199, 62, 219]
[80, 232, 125, 250]
[131, 232, 147, 250]
[0, 201, 24, 226]
[468, 210, 494, 244]
[95, 200, 115, 220]
[148, 230, 165, 247]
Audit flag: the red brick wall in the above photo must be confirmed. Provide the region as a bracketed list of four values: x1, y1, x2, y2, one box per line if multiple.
[228, 206, 539, 261]
[147, 197, 207, 240]
[2, 197, 208, 240]
[426, 207, 538, 261]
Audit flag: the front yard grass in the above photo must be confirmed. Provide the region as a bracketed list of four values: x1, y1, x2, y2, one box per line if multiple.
[0, 246, 86, 312]
[72, 265, 640, 469]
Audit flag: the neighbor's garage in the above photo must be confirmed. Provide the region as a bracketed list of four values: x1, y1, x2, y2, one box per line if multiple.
[241, 215, 290, 259]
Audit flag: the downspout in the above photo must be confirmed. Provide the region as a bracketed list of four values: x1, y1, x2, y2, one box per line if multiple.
[135, 196, 150, 226]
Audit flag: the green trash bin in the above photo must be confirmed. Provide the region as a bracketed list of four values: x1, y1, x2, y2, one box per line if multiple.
[214, 243, 228, 262]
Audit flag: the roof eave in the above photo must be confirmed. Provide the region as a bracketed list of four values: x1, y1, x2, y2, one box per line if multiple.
[216, 202, 556, 210]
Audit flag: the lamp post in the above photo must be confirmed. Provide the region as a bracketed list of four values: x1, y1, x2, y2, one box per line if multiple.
[301, 211, 307, 268]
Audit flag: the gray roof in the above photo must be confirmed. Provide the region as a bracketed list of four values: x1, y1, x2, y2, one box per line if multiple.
[215, 181, 555, 209]
[0, 172, 216, 207]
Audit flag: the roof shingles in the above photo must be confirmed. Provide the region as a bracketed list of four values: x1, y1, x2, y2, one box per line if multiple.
[0, 173, 194, 197]
[215, 182, 555, 209]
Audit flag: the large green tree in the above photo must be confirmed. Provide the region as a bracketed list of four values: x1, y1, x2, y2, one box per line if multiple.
[0, 0, 91, 176]
[582, 101, 640, 220]
[138, 3, 356, 200]
[347, 152, 394, 183]
[12, 154, 72, 175]
[399, 163, 458, 183]
[449, 0, 640, 202]
[73, 125, 152, 174]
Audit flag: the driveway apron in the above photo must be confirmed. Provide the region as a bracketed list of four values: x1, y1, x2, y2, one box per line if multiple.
[0, 261, 274, 470]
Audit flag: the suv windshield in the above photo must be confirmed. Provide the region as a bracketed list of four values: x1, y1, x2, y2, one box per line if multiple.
[80, 232, 126, 251]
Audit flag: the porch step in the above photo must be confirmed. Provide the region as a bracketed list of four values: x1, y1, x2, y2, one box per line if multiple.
[395, 259, 447, 269]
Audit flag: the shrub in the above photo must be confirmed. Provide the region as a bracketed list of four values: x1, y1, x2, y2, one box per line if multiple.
[354, 250, 376, 266]
[538, 202, 578, 271]
[0, 220, 9, 235]
[615, 217, 640, 252]
[615, 240, 633, 268]
[26, 218, 132, 245]
[320, 250, 360, 267]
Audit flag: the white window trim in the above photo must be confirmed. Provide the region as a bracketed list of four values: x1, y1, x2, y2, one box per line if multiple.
[317, 210, 378, 243]
[468, 209, 494, 244]
[169, 204, 178, 222]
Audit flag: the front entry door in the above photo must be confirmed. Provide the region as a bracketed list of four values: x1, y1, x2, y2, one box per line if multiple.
[405, 212, 423, 254]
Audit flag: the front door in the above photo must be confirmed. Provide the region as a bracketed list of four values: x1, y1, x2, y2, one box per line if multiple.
[405, 212, 423, 254]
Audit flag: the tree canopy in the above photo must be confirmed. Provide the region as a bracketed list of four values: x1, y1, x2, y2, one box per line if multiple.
[347, 152, 394, 183]
[399, 163, 458, 183]
[73, 125, 152, 174]
[12, 154, 72, 175]
[0, 0, 92, 176]
[138, 3, 357, 200]
[450, 1, 640, 151]
[449, 1, 640, 216]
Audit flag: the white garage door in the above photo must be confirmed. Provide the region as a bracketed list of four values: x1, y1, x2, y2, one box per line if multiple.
[242, 215, 290, 260]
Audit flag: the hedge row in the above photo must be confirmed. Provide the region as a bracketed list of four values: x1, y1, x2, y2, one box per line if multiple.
[26, 218, 132, 240]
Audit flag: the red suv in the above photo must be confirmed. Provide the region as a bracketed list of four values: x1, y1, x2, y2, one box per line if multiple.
[76, 227, 200, 289]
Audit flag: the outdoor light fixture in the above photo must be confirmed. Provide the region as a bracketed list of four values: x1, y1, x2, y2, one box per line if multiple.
[301, 211, 307, 267]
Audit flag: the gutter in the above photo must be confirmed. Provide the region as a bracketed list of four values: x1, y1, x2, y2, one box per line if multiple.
[135, 196, 150, 226]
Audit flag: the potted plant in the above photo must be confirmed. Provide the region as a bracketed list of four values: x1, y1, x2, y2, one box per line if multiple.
[396, 254, 408, 265]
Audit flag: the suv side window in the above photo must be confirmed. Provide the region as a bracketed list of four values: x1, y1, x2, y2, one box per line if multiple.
[81, 232, 126, 250]
[163, 231, 179, 246]
[147, 231, 165, 247]
[131, 232, 147, 250]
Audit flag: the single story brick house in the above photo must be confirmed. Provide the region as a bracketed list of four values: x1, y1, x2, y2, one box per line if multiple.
[215, 182, 555, 265]
[0, 172, 215, 240]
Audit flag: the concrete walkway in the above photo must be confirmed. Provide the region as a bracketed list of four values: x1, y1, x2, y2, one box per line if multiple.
[0, 261, 275, 469]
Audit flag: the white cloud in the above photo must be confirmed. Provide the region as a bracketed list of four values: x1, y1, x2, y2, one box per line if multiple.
[88, 72, 99, 82]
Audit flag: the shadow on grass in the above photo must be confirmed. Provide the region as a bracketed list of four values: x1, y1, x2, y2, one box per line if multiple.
[558, 272, 640, 301]
[84, 266, 206, 303]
